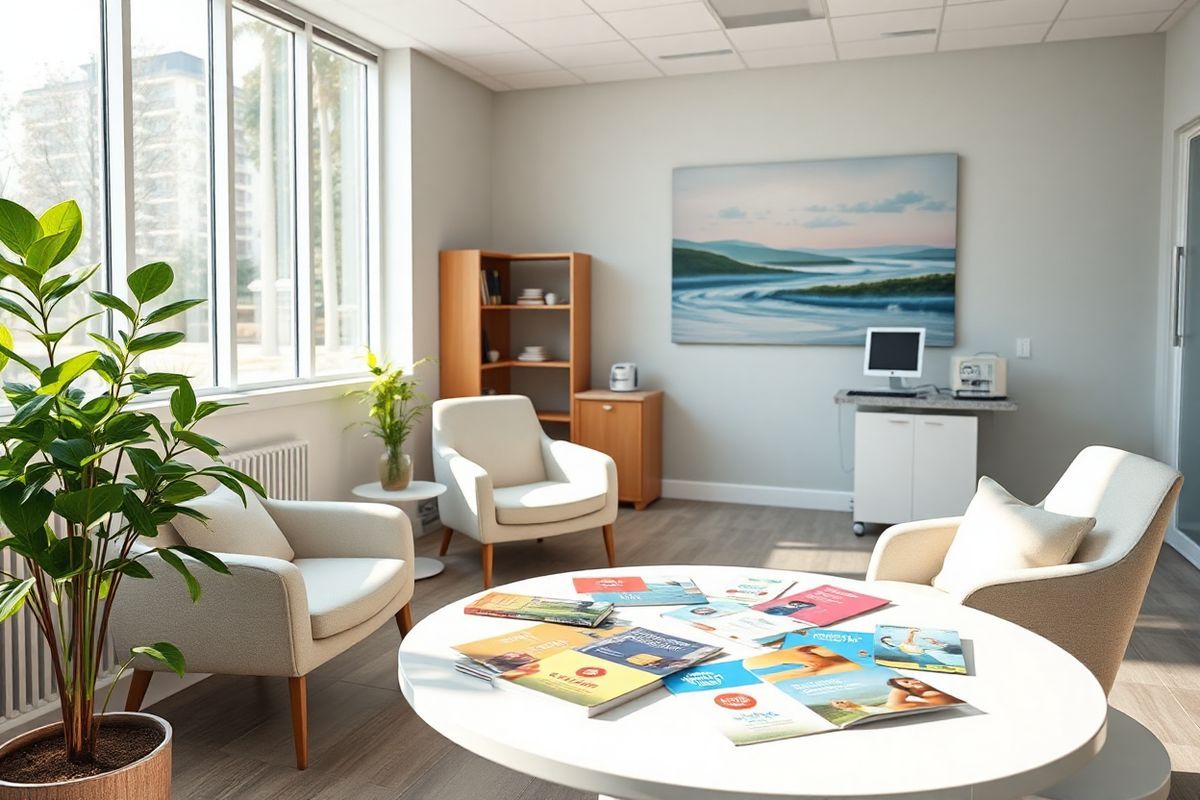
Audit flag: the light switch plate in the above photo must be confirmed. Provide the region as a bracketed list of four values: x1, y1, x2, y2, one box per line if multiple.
[1016, 337, 1032, 358]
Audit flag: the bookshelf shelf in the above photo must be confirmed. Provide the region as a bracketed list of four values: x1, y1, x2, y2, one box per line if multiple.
[440, 250, 591, 439]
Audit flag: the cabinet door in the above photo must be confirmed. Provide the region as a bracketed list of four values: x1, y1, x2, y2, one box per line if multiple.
[912, 415, 978, 519]
[853, 412, 915, 524]
[577, 400, 641, 500]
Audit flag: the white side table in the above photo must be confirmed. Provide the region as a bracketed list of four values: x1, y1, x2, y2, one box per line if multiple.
[352, 481, 447, 580]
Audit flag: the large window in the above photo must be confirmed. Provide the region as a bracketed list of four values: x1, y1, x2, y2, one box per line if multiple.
[0, 0, 377, 398]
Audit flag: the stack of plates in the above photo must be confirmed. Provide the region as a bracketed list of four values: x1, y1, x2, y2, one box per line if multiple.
[517, 288, 545, 306]
[517, 345, 549, 362]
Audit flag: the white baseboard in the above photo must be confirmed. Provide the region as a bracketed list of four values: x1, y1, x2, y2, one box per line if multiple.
[661, 479, 853, 511]
[1166, 527, 1200, 570]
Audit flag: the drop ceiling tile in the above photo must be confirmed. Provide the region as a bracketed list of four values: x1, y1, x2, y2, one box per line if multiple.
[837, 32, 938, 57]
[347, 0, 490, 32]
[1046, 10, 1173, 40]
[572, 60, 664, 81]
[1162, 0, 1199, 29]
[656, 50, 745, 74]
[939, 21, 1050, 49]
[741, 44, 838, 67]
[540, 39, 644, 67]
[725, 19, 833, 50]
[827, 0, 942, 15]
[584, 0, 692, 10]
[1060, 0, 1180, 18]
[602, 2, 720, 38]
[311, 4, 423, 48]
[832, 7, 943, 40]
[632, 30, 731, 58]
[461, 48, 561, 74]
[500, 69, 586, 89]
[943, 0, 1065, 30]
[474, 74, 512, 91]
[504, 14, 622, 46]
[459, 0, 594, 23]
[415, 24, 528, 56]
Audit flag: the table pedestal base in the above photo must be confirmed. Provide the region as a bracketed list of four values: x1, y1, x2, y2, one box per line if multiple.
[414, 556, 445, 580]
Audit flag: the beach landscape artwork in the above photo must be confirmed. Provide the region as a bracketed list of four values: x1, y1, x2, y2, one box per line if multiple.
[672, 154, 958, 345]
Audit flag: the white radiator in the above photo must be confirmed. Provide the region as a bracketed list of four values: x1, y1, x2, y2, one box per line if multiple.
[0, 440, 309, 724]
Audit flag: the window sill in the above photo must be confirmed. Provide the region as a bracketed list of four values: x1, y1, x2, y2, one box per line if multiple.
[137, 375, 371, 419]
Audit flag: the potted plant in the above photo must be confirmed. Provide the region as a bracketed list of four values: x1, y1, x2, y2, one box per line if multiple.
[350, 352, 428, 490]
[0, 198, 261, 798]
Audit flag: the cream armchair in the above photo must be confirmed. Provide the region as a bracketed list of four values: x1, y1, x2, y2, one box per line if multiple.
[111, 497, 415, 770]
[433, 395, 618, 587]
[866, 446, 1182, 694]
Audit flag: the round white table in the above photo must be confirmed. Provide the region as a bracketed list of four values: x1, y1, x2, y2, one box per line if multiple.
[397, 565, 1109, 800]
[352, 481, 447, 580]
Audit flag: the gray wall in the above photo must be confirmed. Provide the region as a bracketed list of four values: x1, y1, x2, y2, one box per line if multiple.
[490, 35, 1165, 503]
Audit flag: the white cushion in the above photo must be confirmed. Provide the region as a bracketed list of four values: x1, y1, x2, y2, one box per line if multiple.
[433, 396, 547, 488]
[293, 557, 408, 639]
[172, 486, 295, 561]
[932, 476, 1096, 595]
[493, 480, 606, 525]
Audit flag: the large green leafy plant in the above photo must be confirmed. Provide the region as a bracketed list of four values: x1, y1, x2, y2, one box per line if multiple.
[0, 198, 261, 765]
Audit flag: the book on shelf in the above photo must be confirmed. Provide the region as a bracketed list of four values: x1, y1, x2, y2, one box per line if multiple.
[750, 584, 889, 626]
[698, 574, 795, 605]
[573, 576, 707, 607]
[873, 625, 967, 675]
[463, 592, 615, 628]
[661, 600, 806, 648]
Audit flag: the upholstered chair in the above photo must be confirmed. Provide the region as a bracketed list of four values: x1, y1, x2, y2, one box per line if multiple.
[432, 394, 618, 587]
[111, 494, 415, 770]
[866, 445, 1182, 694]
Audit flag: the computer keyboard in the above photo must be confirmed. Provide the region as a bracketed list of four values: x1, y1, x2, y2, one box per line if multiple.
[845, 390, 920, 398]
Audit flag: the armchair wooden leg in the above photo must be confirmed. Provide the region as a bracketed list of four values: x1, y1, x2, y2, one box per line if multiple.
[289, 676, 309, 770]
[602, 524, 616, 568]
[396, 603, 414, 636]
[439, 528, 454, 556]
[481, 544, 494, 589]
[125, 669, 153, 712]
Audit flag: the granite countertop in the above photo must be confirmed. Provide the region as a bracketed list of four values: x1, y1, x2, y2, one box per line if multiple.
[834, 389, 1018, 412]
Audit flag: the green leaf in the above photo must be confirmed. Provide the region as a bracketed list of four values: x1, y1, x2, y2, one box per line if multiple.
[127, 262, 173, 304]
[0, 256, 44, 295]
[133, 641, 186, 678]
[36, 201, 82, 264]
[36, 351, 99, 395]
[127, 331, 184, 354]
[42, 537, 91, 580]
[90, 291, 137, 323]
[159, 479, 207, 504]
[53, 484, 126, 527]
[0, 296, 35, 326]
[143, 298, 204, 326]
[0, 484, 53, 538]
[172, 429, 220, 458]
[9, 395, 53, 427]
[125, 447, 163, 485]
[0, 325, 10, 373]
[169, 545, 230, 575]
[204, 464, 266, 498]
[156, 548, 201, 603]
[105, 558, 153, 579]
[0, 200, 41, 257]
[23, 231, 70, 273]
[120, 492, 158, 538]
[169, 381, 196, 426]
[47, 438, 93, 468]
[0, 578, 34, 623]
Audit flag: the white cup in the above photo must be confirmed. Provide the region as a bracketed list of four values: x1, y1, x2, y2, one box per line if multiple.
[545, 292, 558, 305]
[487, 350, 500, 363]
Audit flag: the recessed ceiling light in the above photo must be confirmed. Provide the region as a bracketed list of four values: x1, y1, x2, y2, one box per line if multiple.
[708, 0, 827, 30]
[659, 48, 735, 60]
[881, 28, 938, 38]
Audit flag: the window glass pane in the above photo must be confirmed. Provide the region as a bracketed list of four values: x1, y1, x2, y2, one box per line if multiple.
[233, 9, 296, 384]
[131, 0, 214, 387]
[312, 45, 367, 374]
[0, 1, 106, 394]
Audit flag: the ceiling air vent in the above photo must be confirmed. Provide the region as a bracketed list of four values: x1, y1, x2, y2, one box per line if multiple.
[708, 0, 827, 29]
[881, 28, 938, 38]
[660, 48, 735, 60]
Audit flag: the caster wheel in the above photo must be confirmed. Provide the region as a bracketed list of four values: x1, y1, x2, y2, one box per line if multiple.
[852, 522, 866, 537]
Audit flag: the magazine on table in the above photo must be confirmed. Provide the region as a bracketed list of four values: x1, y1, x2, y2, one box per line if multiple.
[750, 584, 889, 626]
[873, 625, 968, 675]
[661, 601, 806, 648]
[698, 574, 795, 605]
[451, 622, 628, 675]
[463, 591, 615, 627]
[573, 576, 707, 607]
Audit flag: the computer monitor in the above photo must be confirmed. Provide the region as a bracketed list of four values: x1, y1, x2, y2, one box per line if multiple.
[863, 327, 925, 388]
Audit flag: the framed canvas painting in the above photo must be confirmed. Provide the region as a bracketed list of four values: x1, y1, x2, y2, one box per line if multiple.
[672, 154, 958, 345]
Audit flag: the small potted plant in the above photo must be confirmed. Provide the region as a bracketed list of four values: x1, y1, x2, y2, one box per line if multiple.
[0, 198, 261, 798]
[350, 352, 428, 490]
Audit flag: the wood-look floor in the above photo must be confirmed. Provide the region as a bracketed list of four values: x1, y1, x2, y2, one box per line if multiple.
[152, 500, 1200, 800]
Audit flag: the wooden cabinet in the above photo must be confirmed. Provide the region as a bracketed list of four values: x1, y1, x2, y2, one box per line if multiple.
[574, 390, 663, 510]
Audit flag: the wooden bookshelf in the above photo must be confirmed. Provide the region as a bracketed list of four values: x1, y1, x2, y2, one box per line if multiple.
[439, 250, 591, 438]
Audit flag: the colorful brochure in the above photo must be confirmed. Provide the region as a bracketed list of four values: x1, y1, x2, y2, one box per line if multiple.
[700, 574, 795, 605]
[574, 576, 707, 606]
[767, 664, 967, 729]
[503, 649, 663, 716]
[451, 622, 627, 675]
[663, 660, 830, 745]
[464, 591, 614, 627]
[751, 584, 888, 626]
[662, 601, 806, 648]
[574, 627, 722, 675]
[780, 629, 874, 665]
[873, 625, 967, 674]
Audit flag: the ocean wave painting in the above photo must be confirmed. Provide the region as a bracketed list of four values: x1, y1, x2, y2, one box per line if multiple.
[672, 154, 958, 345]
